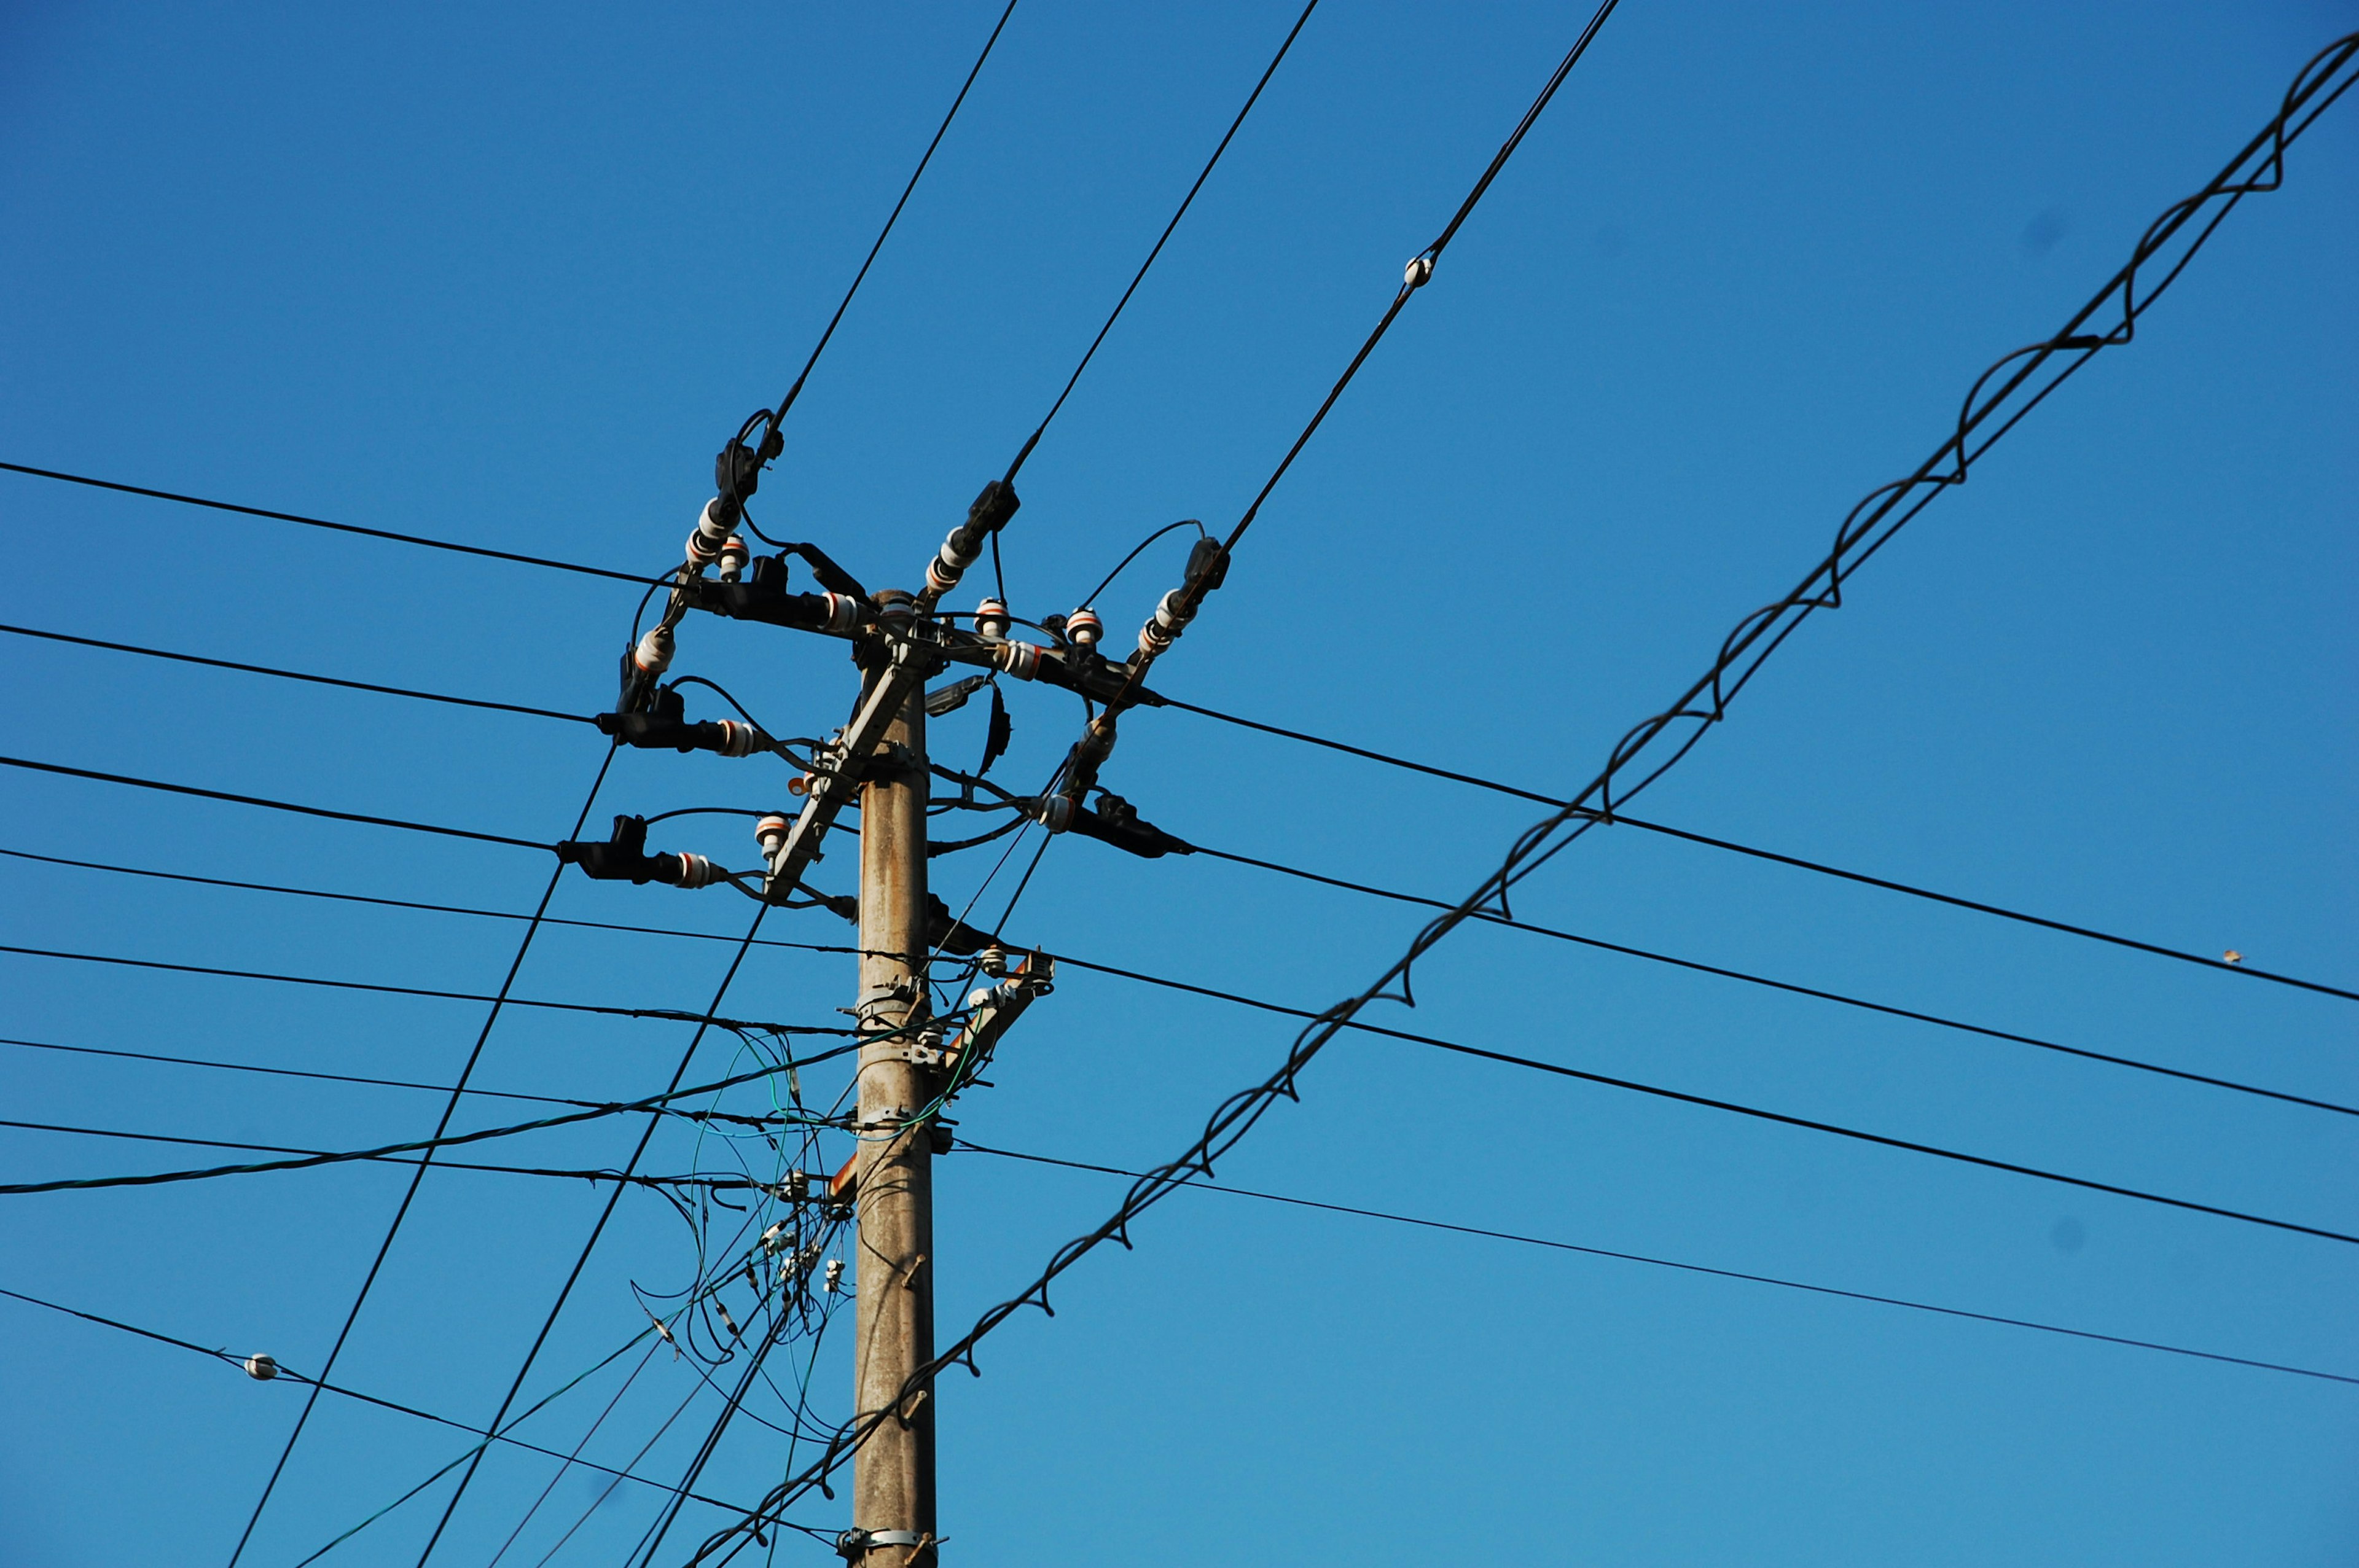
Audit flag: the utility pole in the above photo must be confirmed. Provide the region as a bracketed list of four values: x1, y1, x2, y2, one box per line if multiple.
[850, 655, 936, 1565]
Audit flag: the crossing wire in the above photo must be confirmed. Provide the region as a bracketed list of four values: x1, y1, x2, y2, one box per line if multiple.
[689, 37, 2359, 1556]
[10, 614, 2349, 1000]
[954, 1142, 2359, 1388]
[1155, 693, 2357, 1004]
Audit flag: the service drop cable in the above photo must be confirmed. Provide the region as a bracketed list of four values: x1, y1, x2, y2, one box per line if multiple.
[953, 1142, 2359, 1388]
[689, 39, 2359, 1554]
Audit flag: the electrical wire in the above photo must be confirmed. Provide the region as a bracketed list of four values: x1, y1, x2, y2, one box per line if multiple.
[0, 622, 598, 726]
[687, 44, 2359, 1548]
[0, 461, 663, 587]
[760, 0, 1021, 456]
[953, 1142, 2359, 1388]
[1218, 0, 1621, 555]
[1000, 0, 1321, 484]
[13, 594, 2334, 1004]
[0, 941, 848, 1036]
[409, 891, 785, 1563]
[0, 1051, 862, 1196]
[0, 754, 550, 851]
[1156, 694, 2356, 1004]
[0, 1285, 773, 1514]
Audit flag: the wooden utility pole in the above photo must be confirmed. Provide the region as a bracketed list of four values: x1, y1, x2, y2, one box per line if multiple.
[850, 665, 936, 1564]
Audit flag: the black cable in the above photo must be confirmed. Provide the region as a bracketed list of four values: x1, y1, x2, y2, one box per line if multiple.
[0, 1032, 663, 1112]
[0, 1115, 791, 1192]
[411, 894, 783, 1563]
[0, 622, 597, 727]
[1218, 0, 1621, 553]
[0, 1052, 855, 1196]
[22, 834, 2345, 1123]
[761, 0, 1022, 454]
[1000, 0, 1322, 485]
[0, 754, 549, 851]
[1177, 845, 2359, 1117]
[695, 44, 2359, 1548]
[1075, 518, 1208, 611]
[0, 1286, 768, 1512]
[1159, 695, 2355, 1004]
[0, 461, 662, 587]
[0, 941, 848, 1037]
[954, 1142, 2359, 1388]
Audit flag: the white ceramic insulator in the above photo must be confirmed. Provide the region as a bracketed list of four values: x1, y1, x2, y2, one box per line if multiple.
[244, 1354, 279, 1381]
[675, 853, 718, 889]
[633, 625, 675, 675]
[994, 641, 1040, 681]
[688, 498, 732, 562]
[756, 814, 791, 860]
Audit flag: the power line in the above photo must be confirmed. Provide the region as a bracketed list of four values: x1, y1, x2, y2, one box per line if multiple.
[0, 1112, 778, 1192]
[0, 461, 662, 586]
[411, 893, 783, 1562]
[692, 41, 2359, 1557]
[955, 1142, 2359, 1388]
[0, 754, 550, 851]
[18, 601, 2347, 1006]
[0, 622, 597, 727]
[0, 940, 847, 1036]
[1157, 693, 2357, 1004]
[763, 0, 1022, 445]
[0, 1285, 772, 1514]
[0, 1051, 853, 1195]
[1000, 0, 1321, 484]
[1173, 844, 2359, 1117]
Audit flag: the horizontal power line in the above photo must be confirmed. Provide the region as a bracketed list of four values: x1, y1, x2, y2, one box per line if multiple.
[957, 1141, 2359, 1388]
[0, 1285, 764, 1511]
[17, 604, 2341, 1006]
[0, 1050, 855, 1196]
[0, 1112, 746, 1191]
[9, 865, 2348, 1243]
[0, 622, 597, 726]
[0, 940, 849, 1037]
[18, 838, 2347, 1121]
[0, 461, 662, 587]
[0, 754, 550, 850]
[1160, 696, 2356, 1004]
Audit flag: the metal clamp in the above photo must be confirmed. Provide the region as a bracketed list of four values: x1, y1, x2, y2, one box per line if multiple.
[837, 1527, 932, 1558]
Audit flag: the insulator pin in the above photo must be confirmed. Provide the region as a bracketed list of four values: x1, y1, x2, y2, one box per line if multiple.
[1022, 795, 1073, 833]
[632, 624, 675, 677]
[688, 498, 734, 564]
[756, 814, 792, 859]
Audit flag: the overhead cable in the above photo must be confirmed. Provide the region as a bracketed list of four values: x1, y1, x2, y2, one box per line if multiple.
[0, 941, 847, 1036]
[1000, 0, 1321, 484]
[955, 1142, 2359, 1388]
[693, 39, 2359, 1556]
[0, 461, 661, 586]
[1160, 694, 2355, 1003]
[0, 1285, 764, 1513]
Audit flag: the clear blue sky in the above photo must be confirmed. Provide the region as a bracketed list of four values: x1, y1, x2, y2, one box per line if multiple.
[2, 2, 2354, 1564]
